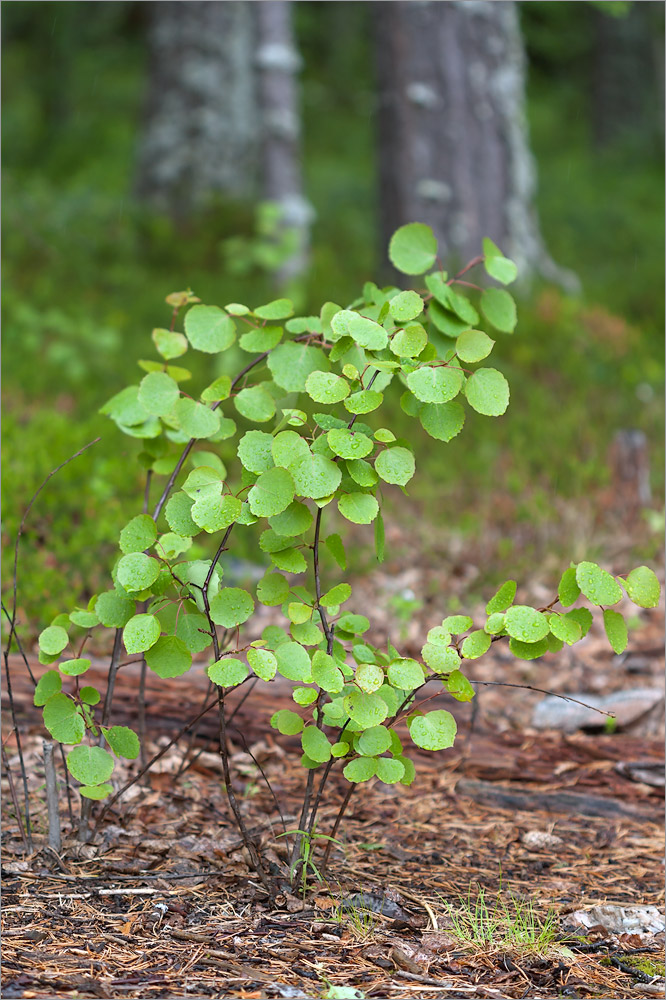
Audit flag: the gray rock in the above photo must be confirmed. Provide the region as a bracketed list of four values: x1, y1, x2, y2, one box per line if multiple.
[532, 687, 664, 732]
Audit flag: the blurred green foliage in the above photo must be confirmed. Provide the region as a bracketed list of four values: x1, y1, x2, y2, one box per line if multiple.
[2, 1, 663, 633]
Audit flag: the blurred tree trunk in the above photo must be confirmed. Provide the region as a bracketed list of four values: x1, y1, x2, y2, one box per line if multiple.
[135, 0, 311, 278]
[374, 0, 573, 287]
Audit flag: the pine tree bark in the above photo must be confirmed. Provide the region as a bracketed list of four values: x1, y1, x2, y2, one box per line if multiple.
[375, 0, 573, 286]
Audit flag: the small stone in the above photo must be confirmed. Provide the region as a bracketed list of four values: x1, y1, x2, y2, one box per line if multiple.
[522, 830, 564, 850]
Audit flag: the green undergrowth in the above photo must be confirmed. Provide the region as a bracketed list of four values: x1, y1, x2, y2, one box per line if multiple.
[441, 885, 563, 958]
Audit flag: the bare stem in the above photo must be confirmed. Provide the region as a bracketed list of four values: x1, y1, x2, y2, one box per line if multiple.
[319, 783, 355, 877]
[2, 746, 28, 852]
[42, 741, 61, 852]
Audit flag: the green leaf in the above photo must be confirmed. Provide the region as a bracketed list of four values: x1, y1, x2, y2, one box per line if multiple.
[248, 467, 295, 518]
[603, 609, 628, 654]
[34, 670, 62, 706]
[624, 566, 660, 608]
[271, 547, 308, 574]
[456, 329, 495, 363]
[67, 746, 114, 786]
[270, 709, 304, 735]
[138, 372, 179, 416]
[387, 658, 425, 690]
[123, 614, 161, 654]
[100, 385, 149, 426]
[38, 625, 69, 656]
[508, 637, 549, 660]
[326, 533, 347, 570]
[428, 301, 469, 338]
[209, 588, 255, 628]
[504, 606, 550, 643]
[375, 757, 405, 784]
[238, 430, 275, 473]
[164, 492, 199, 537]
[117, 553, 160, 593]
[104, 726, 140, 760]
[427, 626, 452, 646]
[182, 465, 222, 499]
[575, 561, 623, 606]
[548, 613, 582, 646]
[248, 647, 278, 681]
[409, 709, 456, 751]
[257, 572, 290, 606]
[344, 690, 389, 727]
[442, 615, 473, 633]
[239, 325, 283, 353]
[274, 641, 312, 682]
[321, 583, 352, 608]
[192, 493, 241, 533]
[291, 454, 342, 499]
[485, 612, 506, 635]
[327, 428, 373, 460]
[480, 287, 517, 333]
[271, 431, 311, 470]
[482, 238, 518, 285]
[558, 567, 581, 607]
[446, 670, 476, 702]
[95, 591, 135, 628]
[305, 371, 350, 404]
[254, 298, 293, 320]
[346, 314, 389, 351]
[374, 508, 385, 563]
[268, 342, 328, 392]
[460, 630, 492, 659]
[465, 368, 510, 416]
[407, 364, 464, 404]
[338, 493, 379, 524]
[59, 658, 91, 677]
[152, 328, 188, 360]
[419, 401, 465, 442]
[344, 390, 383, 415]
[119, 514, 158, 554]
[69, 609, 99, 629]
[301, 726, 332, 763]
[270, 501, 313, 537]
[145, 635, 192, 677]
[389, 223, 437, 275]
[208, 658, 249, 688]
[375, 446, 415, 486]
[233, 385, 276, 424]
[173, 397, 221, 438]
[42, 693, 85, 744]
[290, 621, 322, 645]
[486, 580, 517, 614]
[421, 643, 460, 674]
[201, 375, 232, 402]
[389, 290, 424, 323]
[390, 322, 428, 358]
[355, 662, 385, 693]
[357, 726, 392, 756]
[79, 686, 99, 704]
[343, 756, 377, 782]
[79, 783, 113, 800]
[337, 612, 369, 634]
[185, 305, 236, 352]
[311, 650, 344, 693]
[567, 607, 593, 637]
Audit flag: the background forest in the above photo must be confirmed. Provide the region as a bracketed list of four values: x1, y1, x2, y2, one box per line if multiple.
[2, 0, 664, 632]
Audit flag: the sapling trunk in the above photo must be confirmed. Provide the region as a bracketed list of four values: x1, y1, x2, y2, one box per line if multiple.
[42, 740, 61, 852]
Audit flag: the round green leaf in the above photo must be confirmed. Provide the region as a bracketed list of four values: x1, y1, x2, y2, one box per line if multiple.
[173, 397, 221, 438]
[301, 726, 332, 763]
[275, 641, 313, 682]
[558, 567, 581, 607]
[442, 615, 473, 633]
[508, 637, 549, 660]
[145, 635, 192, 677]
[427, 626, 452, 646]
[254, 298, 293, 320]
[460, 630, 492, 660]
[389, 290, 424, 323]
[138, 372, 179, 416]
[257, 572, 290, 606]
[104, 726, 140, 760]
[164, 492, 199, 537]
[191, 493, 241, 533]
[603, 609, 628, 654]
[34, 670, 62, 706]
[321, 582, 351, 607]
[346, 459, 378, 488]
[346, 315, 388, 351]
[247, 647, 278, 681]
[311, 650, 344, 693]
[291, 453, 342, 499]
[390, 322, 428, 358]
[465, 368, 510, 416]
[117, 552, 160, 593]
[343, 756, 377, 783]
[248, 467, 295, 517]
[446, 670, 476, 702]
[39, 625, 69, 657]
[271, 431, 310, 471]
[201, 375, 232, 403]
[575, 561, 623, 607]
[357, 726, 392, 756]
[43, 693, 85, 744]
[293, 686, 317, 705]
[271, 708, 305, 735]
[407, 365, 464, 404]
[67, 745, 114, 786]
[208, 658, 249, 688]
[624, 566, 660, 608]
[421, 643, 460, 674]
[152, 328, 188, 360]
[79, 783, 113, 800]
[209, 588, 255, 628]
[387, 658, 425, 691]
[480, 287, 517, 333]
[305, 371, 350, 404]
[69, 609, 99, 629]
[123, 614, 161, 654]
[239, 326, 283, 353]
[419, 401, 465, 442]
[327, 428, 373, 460]
[344, 390, 383, 415]
[504, 606, 550, 643]
[238, 430, 275, 473]
[456, 329, 494, 363]
[95, 591, 135, 628]
[548, 613, 582, 646]
[483, 239, 518, 285]
[338, 493, 379, 525]
[409, 709, 457, 751]
[389, 223, 437, 275]
[375, 757, 405, 784]
[185, 305, 236, 352]
[375, 446, 415, 487]
[355, 662, 385, 693]
[234, 385, 276, 424]
[268, 342, 328, 392]
[486, 580, 517, 614]
[344, 690, 388, 728]
[119, 514, 158, 554]
[485, 613, 506, 635]
[269, 501, 313, 537]
[59, 658, 91, 677]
